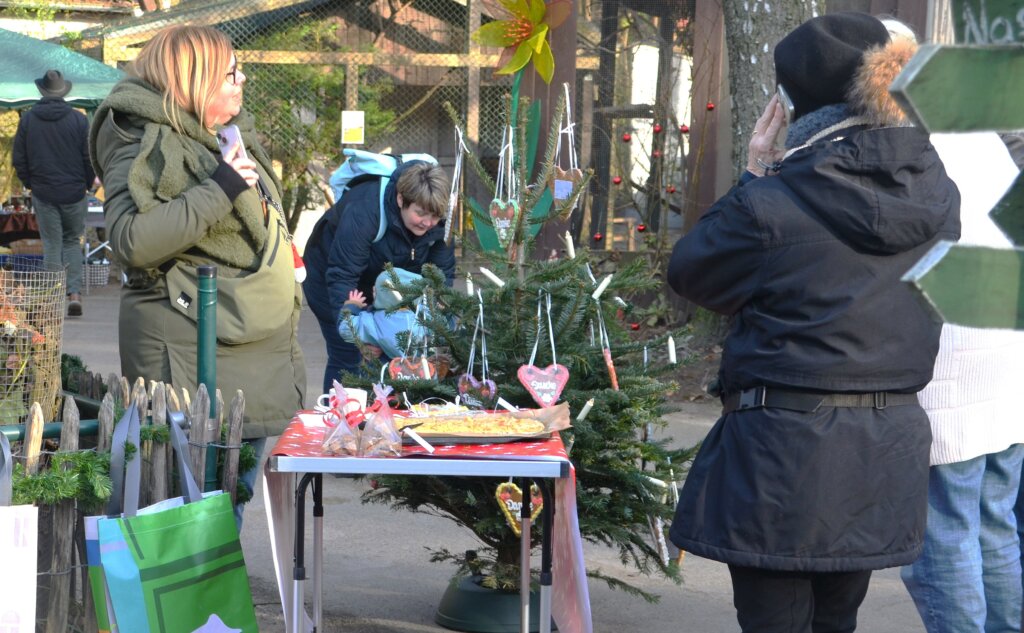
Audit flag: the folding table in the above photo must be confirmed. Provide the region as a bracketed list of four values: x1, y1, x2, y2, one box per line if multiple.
[264, 413, 593, 633]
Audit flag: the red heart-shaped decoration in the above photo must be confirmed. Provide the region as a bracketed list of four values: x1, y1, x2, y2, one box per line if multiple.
[517, 363, 569, 407]
[388, 356, 436, 380]
[458, 373, 498, 407]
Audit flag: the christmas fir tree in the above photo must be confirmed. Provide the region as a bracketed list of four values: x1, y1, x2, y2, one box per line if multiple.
[341, 83, 695, 599]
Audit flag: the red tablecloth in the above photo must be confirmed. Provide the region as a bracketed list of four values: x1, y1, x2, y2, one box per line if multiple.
[271, 411, 571, 461]
[265, 412, 593, 633]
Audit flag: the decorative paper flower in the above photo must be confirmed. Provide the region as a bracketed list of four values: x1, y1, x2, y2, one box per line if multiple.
[474, 0, 571, 84]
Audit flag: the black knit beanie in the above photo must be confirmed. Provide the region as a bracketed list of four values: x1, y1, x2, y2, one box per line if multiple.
[774, 12, 890, 121]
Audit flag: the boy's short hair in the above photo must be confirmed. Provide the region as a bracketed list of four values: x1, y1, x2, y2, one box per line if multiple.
[374, 268, 423, 311]
[395, 162, 449, 220]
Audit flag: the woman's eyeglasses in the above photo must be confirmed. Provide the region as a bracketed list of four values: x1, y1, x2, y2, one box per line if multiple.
[226, 64, 243, 86]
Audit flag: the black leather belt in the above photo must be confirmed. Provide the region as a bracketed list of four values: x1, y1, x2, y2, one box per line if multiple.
[721, 386, 918, 414]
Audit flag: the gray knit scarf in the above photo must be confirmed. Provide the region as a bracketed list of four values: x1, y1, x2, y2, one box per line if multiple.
[785, 104, 857, 149]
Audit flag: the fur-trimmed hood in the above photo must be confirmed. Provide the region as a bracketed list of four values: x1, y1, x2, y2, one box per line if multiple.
[848, 36, 918, 127]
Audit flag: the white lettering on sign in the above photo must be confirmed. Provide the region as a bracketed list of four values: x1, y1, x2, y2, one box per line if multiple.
[961, 0, 1024, 44]
[530, 380, 557, 390]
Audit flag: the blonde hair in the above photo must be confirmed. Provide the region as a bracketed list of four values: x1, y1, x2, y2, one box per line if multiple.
[128, 25, 234, 133]
[396, 162, 449, 219]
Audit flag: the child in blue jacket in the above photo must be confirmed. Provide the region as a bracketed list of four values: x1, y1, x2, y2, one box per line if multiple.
[337, 268, 425, 360]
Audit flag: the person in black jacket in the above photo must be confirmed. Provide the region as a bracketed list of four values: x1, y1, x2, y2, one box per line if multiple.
[667, 13, 960, 632]
[12, 69, 95, 317]
[303, 161, 455, 391]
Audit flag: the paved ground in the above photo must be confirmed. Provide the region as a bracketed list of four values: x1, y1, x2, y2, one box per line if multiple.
[62, 281, 926, 632]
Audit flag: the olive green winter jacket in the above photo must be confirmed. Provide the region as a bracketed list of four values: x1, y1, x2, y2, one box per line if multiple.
[90, 77, 305, 437]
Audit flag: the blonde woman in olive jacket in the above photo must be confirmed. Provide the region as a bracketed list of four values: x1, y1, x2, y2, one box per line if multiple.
[90, 26, 305, 455]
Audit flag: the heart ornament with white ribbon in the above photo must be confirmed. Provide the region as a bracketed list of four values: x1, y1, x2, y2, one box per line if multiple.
[517, 363, 569, 407]
[458, 292, 498, 408]
[488, 198, 519, 250]
[517, 290, 570, 408]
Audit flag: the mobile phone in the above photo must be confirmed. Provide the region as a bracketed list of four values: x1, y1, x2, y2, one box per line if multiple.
[216, 124, 248, 160]
[776, 84, 796, 125]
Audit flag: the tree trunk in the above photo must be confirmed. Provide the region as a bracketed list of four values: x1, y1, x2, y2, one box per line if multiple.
[723, 0, 818, 180]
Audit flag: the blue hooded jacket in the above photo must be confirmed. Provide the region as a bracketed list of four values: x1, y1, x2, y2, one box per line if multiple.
[302, 161, 456, 327]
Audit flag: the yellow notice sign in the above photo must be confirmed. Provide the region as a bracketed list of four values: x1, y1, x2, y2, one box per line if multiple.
[341, 110, 365, 145]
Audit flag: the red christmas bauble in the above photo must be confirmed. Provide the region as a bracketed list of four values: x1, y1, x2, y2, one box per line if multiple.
[706, 102, 715, 111]
[612, 176, 622, 185]
[666, 185, 677, 194]
[630, 322, 640, 331]
[653, 123, 663, 134]
[652, 149, 662, 158]
[621, 132, 632, 142]
[593, 232, 603, 242]
[679, 124, 690, 134]
[637, 224, 647, 232]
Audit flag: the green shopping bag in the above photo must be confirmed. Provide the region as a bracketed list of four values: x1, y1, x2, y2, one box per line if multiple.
[98, 411, 258, 632]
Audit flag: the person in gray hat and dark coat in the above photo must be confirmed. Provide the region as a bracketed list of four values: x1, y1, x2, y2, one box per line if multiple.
[666, 12, 960, 632]
[12, 69, 95, 316]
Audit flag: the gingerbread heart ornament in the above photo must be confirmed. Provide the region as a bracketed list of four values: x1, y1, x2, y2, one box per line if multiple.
[550, 166, 584, 202]
[458, 373, 497, 408]
[388, 356, 436, 381]
[517, 363, 569, 407]
[489, 198, 519, 249]
[495, 482, 544, 536]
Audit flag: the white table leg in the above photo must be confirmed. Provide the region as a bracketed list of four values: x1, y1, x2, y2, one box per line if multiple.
[314, 511, 323, 630]
[290, 579, 304, 633]
[520, 513, 531, 633]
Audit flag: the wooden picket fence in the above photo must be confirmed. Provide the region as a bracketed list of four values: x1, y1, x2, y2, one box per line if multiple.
[18, 373, 247, 633]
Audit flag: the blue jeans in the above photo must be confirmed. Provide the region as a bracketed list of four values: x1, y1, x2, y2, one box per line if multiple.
[1017, 466, 1024, 617]
[901, 443, 1024, 633]
[34, 196, 86, 294]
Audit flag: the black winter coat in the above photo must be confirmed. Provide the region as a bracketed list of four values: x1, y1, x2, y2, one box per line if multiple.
[668, 125, 960, 572]
[12, 98, 94, 205]
[303, 162, 456, 324]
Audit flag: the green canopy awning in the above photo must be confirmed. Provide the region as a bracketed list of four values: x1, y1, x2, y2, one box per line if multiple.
[0, 28, 123, 110]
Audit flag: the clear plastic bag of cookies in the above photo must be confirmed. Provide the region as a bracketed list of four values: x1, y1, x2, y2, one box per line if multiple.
[321, 409, 359, 456]
[359, 384, 402, 457]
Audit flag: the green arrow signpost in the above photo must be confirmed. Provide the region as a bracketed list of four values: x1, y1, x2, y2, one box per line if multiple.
[989, 174, 1024, 244]
[889, 45, 1024, 133]
[903, 241, 1024, 329]
[898, 0, 1024, 330]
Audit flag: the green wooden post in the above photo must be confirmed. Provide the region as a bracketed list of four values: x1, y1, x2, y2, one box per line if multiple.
[197, 265, 218, 491]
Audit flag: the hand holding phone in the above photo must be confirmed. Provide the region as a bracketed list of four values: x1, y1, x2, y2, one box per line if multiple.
[776, 84, 796, 125]
[216, 124, 248, 161]
[746, 94, 787, 177]
[215, 124, 258, 187]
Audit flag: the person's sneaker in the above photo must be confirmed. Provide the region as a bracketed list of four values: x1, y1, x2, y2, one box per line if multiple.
[67, 293, 83, 317]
